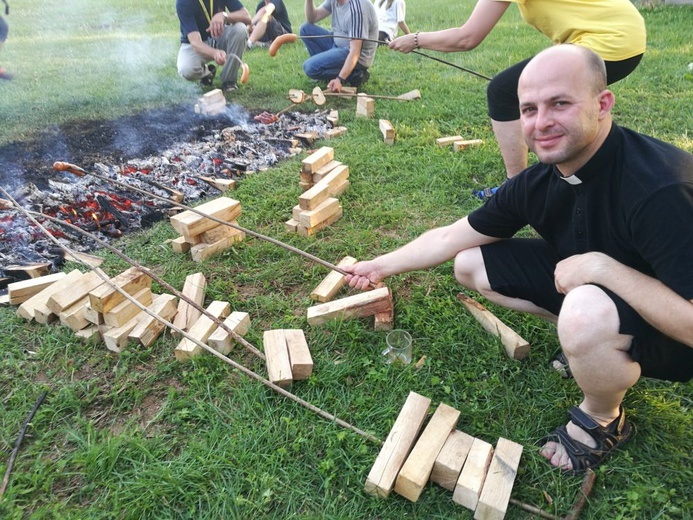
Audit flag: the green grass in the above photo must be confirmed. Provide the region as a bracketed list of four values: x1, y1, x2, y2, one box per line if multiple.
[1, 1, 692, 519]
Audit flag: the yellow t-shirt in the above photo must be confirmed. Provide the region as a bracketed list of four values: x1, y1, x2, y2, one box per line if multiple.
[505, 0, 646, 61]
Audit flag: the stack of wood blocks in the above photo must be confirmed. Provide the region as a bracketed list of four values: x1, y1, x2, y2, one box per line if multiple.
[365, 391, 523, 519]
[12, 267, 179, 353]
[169, 196, 245, 262]
[172, 271, 251, 361]
[436, 135, 484, 152]
[285, 146, 349, 237]
[262, 329, 313, 388]
[356, 93, 375, 118]
[194, 89, 227, 117]
[306, 284, 394, 330]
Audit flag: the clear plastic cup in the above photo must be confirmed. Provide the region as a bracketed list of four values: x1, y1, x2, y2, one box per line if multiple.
[382, 329, 413, 364]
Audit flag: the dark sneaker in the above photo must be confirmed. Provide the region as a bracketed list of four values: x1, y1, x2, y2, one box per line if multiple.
[348, 68, 370, 87]
[0, 68, 13, 81]
[222, 81, 238, 93]
[200, 64, 217, 87]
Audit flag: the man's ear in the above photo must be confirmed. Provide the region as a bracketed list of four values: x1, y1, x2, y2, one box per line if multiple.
[598, 89, 615, 118]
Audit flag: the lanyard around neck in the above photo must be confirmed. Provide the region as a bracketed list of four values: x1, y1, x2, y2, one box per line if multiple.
[197, 0, 214, 23]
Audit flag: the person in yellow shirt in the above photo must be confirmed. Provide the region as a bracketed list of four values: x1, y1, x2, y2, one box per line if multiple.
[389, 0, 646, 198]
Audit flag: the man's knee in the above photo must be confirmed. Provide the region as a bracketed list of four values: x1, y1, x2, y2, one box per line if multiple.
[178, 62, 204, 81]
[453, 248, 487, 291]
[557, 285, 620, 354]
[223, 22, 248, 45]
[302, 58, 321, 79]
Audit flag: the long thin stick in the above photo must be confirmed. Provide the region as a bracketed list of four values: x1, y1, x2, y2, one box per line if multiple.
[297, 34, 492, 81]
[0, 190, 382, 445]
[53, 162, 354, 280]
[0, 391, 48, 499]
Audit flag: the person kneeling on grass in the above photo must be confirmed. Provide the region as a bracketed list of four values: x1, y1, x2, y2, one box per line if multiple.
[176, 0, 251, 93]
[300, 0, 378, 92]
[0, 0, 12, 81]
[247, 0, 292, 49]
[343, 45, 693, 474]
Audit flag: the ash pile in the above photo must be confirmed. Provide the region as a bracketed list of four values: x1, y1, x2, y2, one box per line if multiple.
[0, 108, 333, 285]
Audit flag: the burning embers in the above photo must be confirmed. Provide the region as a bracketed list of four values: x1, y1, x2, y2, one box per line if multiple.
[0, 109, 333, 283]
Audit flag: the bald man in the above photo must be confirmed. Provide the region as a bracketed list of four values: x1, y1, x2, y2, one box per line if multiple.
[343, 44, 693, 474]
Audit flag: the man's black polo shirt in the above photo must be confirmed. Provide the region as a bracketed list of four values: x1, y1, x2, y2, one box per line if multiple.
[468, 123, 693, 301]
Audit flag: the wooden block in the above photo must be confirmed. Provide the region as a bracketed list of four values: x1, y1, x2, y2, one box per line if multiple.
[436, 135, 463, 147]
[327, 110, 339, 127]
[0, 294, 9, 306]
[16, 270, 79, 321]
[329, 179, 350, 198]
[396, 89, 421, 100]
[59, 296, 91, 332]
[301, 146, 334, 174]
[395, 403, 461, 502]
[298, 198, 340, 229]
[307, 286, 390, 325]
[312, 160, 342, 182]
[74, 325, 101, 344]
[299, 182, 332, 212]
[457, 294, 530, 360]
[373, 293, 394, 331]
[294, 131, 319, 145]
[128, 294, 178, 347]
[299, 181, 313, 192]
[285, 218, 299, 233]
[199, 176, 237, 192]
[8, 272, 68, 305]
[169, 197, 242, 239]
[174, 301, 231, 361]
[284, 329, 313, 380]
[364, 392, 431, 497]
[324, 126, 347, 139]
[34, 304, 59, 325]
[64, 251, 105, 268]
[202, 88, 225, 103]
[85, 304, 104, 325]
[341, 86, 357, 95]
[310, 256, 358, 302]
[297, 206, 343, 237]
[453, 139, 484, 152]
[172, 272, 207, 337]
[379, 119, 395, 145]
[103, 313, 145, 353]
[356, 95, 375, 117]
[4, 263, 51, 279]
[474, 438, 523, 520]
[208, 311, 251, 355]
[199, 221, 240, 244]
[88, 267, 152, 314]
[299, 170, 314, 184]
[431, 429, 475, 491]
[319, 164, 350, 194]
[171, 236, 191, 253]
[103, 287, 153, 328]
[453, 437, 494, 511]
[263, 329, 293, 388]
[190, 228, 245, 262]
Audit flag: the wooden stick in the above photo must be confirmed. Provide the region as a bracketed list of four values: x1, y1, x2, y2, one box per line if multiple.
[0, 391, 47, 498]
[52, 162, 363, 284]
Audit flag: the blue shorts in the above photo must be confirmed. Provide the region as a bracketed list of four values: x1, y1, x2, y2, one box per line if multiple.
[481, 238, 693, 382]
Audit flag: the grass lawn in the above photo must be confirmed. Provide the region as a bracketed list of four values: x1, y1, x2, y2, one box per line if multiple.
[1, 0, 692, 518]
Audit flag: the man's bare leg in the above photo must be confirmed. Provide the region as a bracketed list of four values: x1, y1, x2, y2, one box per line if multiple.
[491, 119, 528, 179]
[541, 285, 640, 471]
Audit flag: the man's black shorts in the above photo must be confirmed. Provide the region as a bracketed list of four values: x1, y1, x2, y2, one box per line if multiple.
[480, 238, 693, 382]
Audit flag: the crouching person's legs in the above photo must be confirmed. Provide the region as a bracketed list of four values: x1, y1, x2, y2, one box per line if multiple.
[177, 43, 209, 82]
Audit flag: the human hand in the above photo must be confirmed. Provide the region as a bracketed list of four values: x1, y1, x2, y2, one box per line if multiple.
[209, 13, 226, 39]
[342, 261, 384, 290]
[327, 78, 343, 93]
[213, 49, 227, 66]
[389, 33, 416, 53]
[554, 252, 611, 294]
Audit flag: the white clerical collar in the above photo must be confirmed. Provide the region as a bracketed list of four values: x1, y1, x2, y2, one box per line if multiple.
[560, 174, 583, 185]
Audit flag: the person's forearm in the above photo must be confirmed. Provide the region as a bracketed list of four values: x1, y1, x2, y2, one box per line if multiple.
[190, 40, 217, 61]
[417, 27, 484, 52]
[337, 51, 360, 81]
[594, 262, 693, 347]
[398, 21, 410, 35]
[305, 0, 317, 23]
[224, 8, 252, 25]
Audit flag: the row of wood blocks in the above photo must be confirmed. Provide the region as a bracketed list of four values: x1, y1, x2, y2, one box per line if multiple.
[12, 266, 179, 352]
[285, 146, 349, 236]
[169, 197, 246, 262]
[435, 135, 484, 152]
[366, 391, 523, 519]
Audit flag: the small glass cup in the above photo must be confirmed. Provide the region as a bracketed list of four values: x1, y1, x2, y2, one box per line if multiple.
[382, 329, 413, 364]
